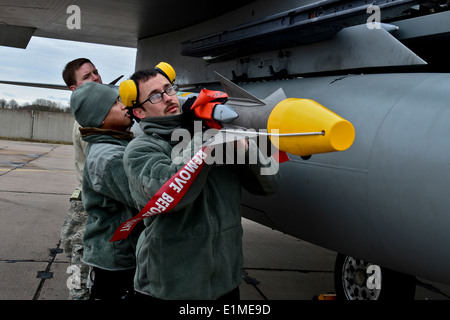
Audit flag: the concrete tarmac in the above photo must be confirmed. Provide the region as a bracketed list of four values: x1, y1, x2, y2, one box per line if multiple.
[1, 139, 449, 301]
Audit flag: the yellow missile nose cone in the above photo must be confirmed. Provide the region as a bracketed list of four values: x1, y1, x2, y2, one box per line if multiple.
[328, 119, 356, 152]
[267, 98, 355, 156]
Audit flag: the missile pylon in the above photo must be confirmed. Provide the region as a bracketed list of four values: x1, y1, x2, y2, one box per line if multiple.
[211, 72, 355, 157]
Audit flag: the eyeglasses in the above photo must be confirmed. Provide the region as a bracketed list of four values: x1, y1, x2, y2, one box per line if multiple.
[141, 84, 179, 105]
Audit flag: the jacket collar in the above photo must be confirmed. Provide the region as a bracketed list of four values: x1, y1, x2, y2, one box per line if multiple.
[139, 113, 184, 144]
[79, 127, 134, 144]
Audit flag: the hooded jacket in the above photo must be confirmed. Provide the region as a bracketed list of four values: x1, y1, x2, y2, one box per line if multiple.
[81, 129, 141, 271]
[123, 114, 280, 299]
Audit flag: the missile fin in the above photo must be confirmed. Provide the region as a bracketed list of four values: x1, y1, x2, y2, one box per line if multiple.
[214, 71, 265, 106]
[264, 87, 287, 103]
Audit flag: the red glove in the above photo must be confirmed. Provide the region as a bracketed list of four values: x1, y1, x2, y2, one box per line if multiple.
[190, 89, 228, 129]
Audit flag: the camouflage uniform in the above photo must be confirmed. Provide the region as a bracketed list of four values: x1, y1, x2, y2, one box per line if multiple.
[60, 190, 90, 300]
[60, 122, 90, 300]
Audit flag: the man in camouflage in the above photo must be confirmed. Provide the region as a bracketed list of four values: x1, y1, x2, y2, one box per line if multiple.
[60, 58, 103, 299]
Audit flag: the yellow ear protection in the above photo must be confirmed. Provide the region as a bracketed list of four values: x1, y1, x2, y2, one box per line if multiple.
[119, 78, 139, 108]
[155, 62, 176, 84]
[119, 62, 176, 108]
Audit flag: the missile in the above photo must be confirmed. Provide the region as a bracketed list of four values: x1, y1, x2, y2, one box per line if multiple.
[183, 72, 356, 157]
[120, 61, 355, 157]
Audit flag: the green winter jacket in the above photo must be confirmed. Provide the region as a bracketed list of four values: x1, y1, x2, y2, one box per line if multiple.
[81, 129, 141, 271]
[123, 114, 280, 299]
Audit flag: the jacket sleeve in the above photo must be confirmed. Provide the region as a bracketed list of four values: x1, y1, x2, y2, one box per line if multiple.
[124, 133, 211, 210]
[84, 143, 137, 209]
[72, 121, 87, 188]
[237, 139, 281, 196]
[100, 156, 138, 209]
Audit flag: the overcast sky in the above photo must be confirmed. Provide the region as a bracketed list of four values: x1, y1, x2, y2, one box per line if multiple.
[0, 36, 137, 107]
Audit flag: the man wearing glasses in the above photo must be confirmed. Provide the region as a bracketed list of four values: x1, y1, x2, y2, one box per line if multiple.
[123, 68, 280, 300]
[130, 73, 181, 118]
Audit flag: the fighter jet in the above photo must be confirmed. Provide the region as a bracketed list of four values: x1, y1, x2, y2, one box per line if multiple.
[1, 0, 450, 300]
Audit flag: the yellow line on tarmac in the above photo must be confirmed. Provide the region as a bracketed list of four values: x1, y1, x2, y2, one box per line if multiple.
[21, 169, 74, 172]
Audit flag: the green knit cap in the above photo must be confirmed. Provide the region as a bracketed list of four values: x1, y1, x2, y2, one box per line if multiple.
[70, 82, 119, 127]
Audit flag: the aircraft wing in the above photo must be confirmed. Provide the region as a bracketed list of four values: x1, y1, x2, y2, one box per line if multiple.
[0, 80, 68, 91]
[2, 0, 449, 84]
[0, 76, 123, 91]
[0, 1, 255, 49]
